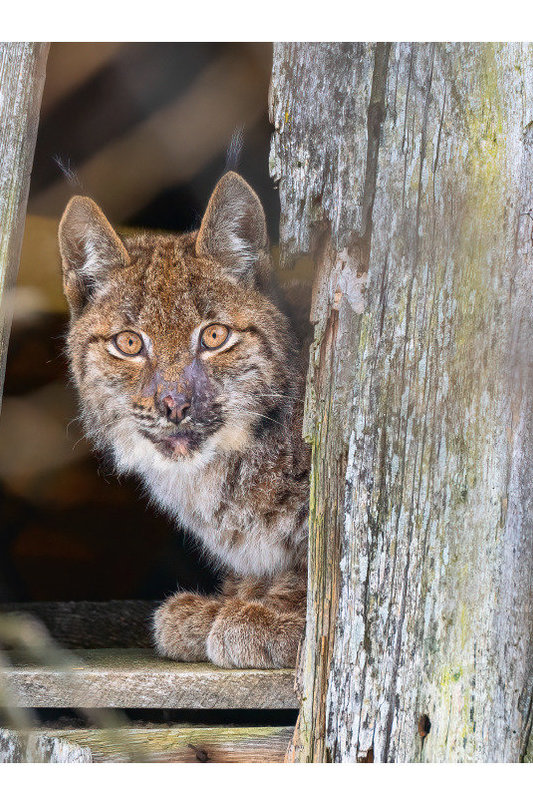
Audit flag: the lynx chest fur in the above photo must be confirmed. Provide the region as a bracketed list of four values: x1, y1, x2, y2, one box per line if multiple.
[59, 172, 309, 668]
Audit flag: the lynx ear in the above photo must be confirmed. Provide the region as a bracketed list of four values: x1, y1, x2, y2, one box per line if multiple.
[195, 172, 269, 285]
[58, 196, 129, 316]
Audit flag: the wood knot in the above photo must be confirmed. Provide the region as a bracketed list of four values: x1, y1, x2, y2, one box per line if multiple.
[418, 714, 431, 739]
[187, 743, 210, 762]
[357, 747, 374, 763]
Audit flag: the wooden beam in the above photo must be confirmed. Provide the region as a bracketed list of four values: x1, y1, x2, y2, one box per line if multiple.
[29, 50, 268, 222]
[0, 43, 49, 407]
[0, 724, 294, 762]
[4, 648, 297, 709]
[40, 43, 123, 115]
[32, 43, 222, 194]
[0, 601, 157, 649]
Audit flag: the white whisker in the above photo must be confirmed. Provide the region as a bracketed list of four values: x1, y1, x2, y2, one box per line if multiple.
[230, 406, 287, 428]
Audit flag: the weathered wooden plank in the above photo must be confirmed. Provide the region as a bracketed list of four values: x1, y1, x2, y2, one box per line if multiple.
[40, 43, 123, 115]
[0, 601, 157, 649]
[271, 42, 533, 762]
[0, 42, 48, 406]
[0, 724, 294, 763]
[4, 649, 297, 709]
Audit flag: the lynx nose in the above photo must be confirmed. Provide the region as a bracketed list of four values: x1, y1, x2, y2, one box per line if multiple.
[162, 394, 191, 424]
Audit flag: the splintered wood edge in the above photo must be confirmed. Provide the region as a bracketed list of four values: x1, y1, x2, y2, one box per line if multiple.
[3, 649, 298, 710]
[0, 725, 295, 763]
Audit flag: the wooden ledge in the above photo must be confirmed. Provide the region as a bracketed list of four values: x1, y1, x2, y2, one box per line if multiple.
[4, 648, 298, 710]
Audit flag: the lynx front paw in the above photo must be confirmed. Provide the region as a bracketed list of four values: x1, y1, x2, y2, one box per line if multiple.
[206, 600, 304, 669]
[153, 592, 222, 662]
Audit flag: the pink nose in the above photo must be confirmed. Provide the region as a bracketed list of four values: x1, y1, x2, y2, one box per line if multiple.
[163, 394, 191, 423]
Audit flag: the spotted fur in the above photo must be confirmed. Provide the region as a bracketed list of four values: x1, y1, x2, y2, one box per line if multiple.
[59, 172, 309, 668]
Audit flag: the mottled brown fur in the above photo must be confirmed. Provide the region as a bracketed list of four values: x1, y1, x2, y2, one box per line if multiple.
[59, 172, 309, 668]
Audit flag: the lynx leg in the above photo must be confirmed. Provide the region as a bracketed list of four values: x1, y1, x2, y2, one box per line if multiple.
[206, 572, 306, 668]
[153, 592, 223, 661]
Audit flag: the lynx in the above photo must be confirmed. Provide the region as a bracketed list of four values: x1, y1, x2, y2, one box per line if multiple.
[59, 172, 309, 668]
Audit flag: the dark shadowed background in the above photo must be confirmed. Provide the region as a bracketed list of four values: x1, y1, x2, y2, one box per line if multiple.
[0, 42, 278, 603]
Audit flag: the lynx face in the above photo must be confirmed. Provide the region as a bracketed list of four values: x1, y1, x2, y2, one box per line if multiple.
[59, 172, 310, 651]
[59, 173, 297, 476]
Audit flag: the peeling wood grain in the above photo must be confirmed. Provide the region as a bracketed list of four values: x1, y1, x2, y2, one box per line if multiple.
[271, 42, 533, 762]
[0, 42, 49, 407]
[270, 43, 377, 268]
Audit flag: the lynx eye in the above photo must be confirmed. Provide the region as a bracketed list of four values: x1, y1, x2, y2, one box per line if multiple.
[113, 331, 144, 356]
[201, 324, 230, 350]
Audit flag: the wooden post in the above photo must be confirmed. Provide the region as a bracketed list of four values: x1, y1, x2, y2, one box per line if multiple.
[0, 42, 49, 407]
[0, 41, 48, 759]
[270, 42, 533, 762]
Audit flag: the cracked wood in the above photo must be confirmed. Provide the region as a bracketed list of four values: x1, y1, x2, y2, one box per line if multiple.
[270, 42, 533, 762]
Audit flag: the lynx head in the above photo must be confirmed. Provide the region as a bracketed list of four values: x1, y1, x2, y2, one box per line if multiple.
[59, 172, 297, 476]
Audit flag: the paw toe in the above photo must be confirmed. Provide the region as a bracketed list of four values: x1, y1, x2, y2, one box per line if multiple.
[206, 602, 302, 669]
[153, 592, 222, 662]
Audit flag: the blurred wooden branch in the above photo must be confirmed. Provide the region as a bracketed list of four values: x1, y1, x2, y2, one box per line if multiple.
[0, 611, 148, 762]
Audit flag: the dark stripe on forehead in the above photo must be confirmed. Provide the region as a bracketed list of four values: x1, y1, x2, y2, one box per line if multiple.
[140, 241, 195, 323]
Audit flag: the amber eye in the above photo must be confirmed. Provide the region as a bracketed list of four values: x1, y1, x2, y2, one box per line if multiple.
[201, 324, 230, 350]
[113, 331, 144, 356]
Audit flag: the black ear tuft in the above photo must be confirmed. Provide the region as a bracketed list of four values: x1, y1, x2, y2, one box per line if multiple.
[58, 196, 129, 316]
[195, 172, 269, 285]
